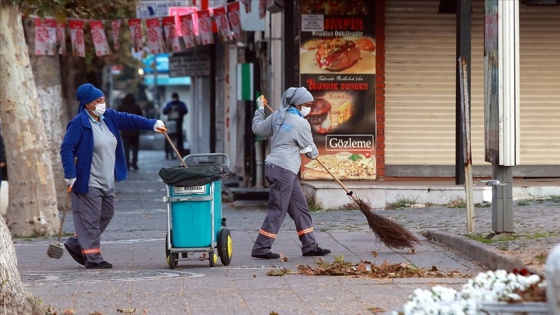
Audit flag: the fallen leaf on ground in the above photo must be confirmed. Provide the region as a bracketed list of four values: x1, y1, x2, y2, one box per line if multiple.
[266, 268, 292, 276]
[271, 258, 472, 278]
[367, 306, 386, 314]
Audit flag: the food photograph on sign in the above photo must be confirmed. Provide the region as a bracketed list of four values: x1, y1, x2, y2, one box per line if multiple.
[301, 0, 369, 15]
[303, 151, 375, 180]
[300, 36, 376, 74]
[305, 91, 360, 134]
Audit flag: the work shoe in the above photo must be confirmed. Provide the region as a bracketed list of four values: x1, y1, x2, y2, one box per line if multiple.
[85, 261, 113, 269]
[64, 244, 85, 266]
[251, 252, 280, 259]
[303, 246, 331, 257]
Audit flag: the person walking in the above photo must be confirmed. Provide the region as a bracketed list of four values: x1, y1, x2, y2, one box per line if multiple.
[162, 92, 188, 159]
[250, 87, 331, 259]
[60, 83, 167, 269]
[117, 93, 144, 171]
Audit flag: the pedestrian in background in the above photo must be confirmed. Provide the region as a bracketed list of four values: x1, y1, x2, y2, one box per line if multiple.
[117, 93, 144, 171]
[163, 92, 188, 159]
[60, 83, 167, 269]
[250, 87, 331, 259]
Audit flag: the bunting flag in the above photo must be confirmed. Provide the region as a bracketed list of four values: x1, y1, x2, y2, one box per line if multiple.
[146, 18, 165, 53]
[31, 1, 261, 57]
[259, 0, 267, 20]
[90, 21, 112, 56]
[168, 6, 198, 36]
[241, 0, 251, 13]
[69, 20, 85, 57]
[213, 7, 233, 42]
[111, 20, 121, 50]
[34, 18, 56, 56]
[56, 22, 67, 56]
[162, 16, 181, 52]
[227, 2, 242, 40]
[128, 18, 143, 53]
[197, 10, 214, 45]
[180, 14, 197, 48]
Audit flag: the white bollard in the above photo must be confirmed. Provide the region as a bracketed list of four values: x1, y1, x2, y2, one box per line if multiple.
[546, 244, 560, 315]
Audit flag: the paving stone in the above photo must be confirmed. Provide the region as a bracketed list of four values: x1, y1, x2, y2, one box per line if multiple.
[13, 150, 557, 314]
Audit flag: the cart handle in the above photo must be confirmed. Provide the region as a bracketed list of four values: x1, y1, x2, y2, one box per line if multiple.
[183, 153, 230, 167]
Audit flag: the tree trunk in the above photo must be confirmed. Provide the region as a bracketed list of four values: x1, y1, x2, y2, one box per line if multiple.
[60, 56, 88, 116]
[23, 16, 72, 214]
[0, 1, 59, 237]
[0, 215, 45, 314]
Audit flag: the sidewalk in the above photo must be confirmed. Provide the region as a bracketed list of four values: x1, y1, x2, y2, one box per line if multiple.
[13, 150, 559, 314]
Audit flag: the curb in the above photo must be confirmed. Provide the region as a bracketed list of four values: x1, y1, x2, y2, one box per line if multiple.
[424, 230, 539, 274]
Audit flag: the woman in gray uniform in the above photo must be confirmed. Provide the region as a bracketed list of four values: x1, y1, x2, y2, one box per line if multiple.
[251, 87, 331, 259]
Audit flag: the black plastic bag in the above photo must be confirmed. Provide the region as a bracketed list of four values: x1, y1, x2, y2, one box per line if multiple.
[159, 164, 231, 187]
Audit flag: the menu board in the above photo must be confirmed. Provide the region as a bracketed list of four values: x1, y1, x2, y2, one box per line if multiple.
[299, 0, 376, 180]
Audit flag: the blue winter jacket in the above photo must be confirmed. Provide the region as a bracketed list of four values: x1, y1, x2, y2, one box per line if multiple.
[60, 109, 157, 193]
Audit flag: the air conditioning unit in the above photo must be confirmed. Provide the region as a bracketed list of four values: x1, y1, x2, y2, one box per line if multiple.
[267, 0, 284, 13]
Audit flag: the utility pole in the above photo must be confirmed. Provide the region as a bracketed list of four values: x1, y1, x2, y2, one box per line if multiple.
[484, 0, 520, 233]
[455, 0, 472, 185]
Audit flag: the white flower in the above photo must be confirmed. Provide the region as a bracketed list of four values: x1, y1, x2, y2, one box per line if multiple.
[395, 270, 543, 315]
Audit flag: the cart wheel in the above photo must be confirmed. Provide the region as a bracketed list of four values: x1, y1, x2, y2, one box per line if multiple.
[165, 232, 171, 257]
[166, 253, 178, 269]
[209, 250, 217, 267]
[218, 228, 233, 266]
[165, 233, 178, 269]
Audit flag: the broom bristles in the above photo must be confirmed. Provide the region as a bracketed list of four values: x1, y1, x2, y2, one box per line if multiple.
[355, 199, 419, 250]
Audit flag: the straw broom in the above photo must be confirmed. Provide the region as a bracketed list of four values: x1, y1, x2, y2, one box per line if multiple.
[314, 159, 419, 250]
[262, 98, 419, 250]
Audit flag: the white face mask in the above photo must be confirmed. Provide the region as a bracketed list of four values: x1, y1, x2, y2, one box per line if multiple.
[92, 103, 106, 117]
[300, 106, 311, 117]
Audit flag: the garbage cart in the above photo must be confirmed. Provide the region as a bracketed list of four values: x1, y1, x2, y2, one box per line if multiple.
[159, 153, 232, 269]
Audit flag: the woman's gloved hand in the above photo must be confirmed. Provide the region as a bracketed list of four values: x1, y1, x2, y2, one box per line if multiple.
[153, 120, 167, 133]
[256, 95, 267, 110]
[299, 145, 312, 154]
[65, 178, 76, 188]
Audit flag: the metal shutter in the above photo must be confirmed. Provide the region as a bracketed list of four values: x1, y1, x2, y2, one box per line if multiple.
[384, 0, 560, 176]
[518, 5, 560, 165]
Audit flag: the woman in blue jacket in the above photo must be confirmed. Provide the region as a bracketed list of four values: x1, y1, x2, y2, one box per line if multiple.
[60, 83, 167, 269]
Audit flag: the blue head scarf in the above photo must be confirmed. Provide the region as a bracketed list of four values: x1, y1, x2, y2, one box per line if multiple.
[273, 87, 314, 132]
[76, 83, 104, 113]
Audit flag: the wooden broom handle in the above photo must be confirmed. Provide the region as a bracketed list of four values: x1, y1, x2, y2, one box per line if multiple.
[314, 158, 358, 202]
[265, 103, 274, 113]
[163, 131, 188, 168]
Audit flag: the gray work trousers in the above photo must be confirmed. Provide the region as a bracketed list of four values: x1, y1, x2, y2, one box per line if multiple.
[251, 164, 318, 256]
[64, 187, 115, 266]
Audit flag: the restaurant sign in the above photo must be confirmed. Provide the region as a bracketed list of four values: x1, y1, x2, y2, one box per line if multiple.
[299, 0, 376, 180]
